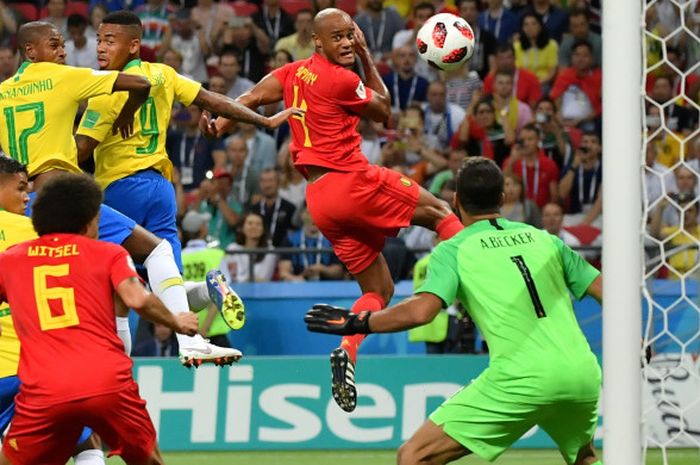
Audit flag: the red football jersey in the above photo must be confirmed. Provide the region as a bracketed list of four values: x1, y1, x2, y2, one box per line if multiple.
[0, 234, 138, 406]
[271, 53, 373, 175]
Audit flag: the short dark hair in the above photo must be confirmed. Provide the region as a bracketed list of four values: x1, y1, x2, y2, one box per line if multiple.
[568, 8, 589, 21]
[102, 10, 143, 38]
[496, 42, 515, 55]
[571, 38, 593, 54]
[67, 13, 88, 29]
[456, 157, 504, 215]
[520, 122, 541, 138]
[0, 156, 28, 179]
[31, 173, 103, 236]
[414, 2, 436, 14]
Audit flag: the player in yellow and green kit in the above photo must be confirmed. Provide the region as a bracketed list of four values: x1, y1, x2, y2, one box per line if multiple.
[306, 157, 603, 465]
[75, 11, 294, 365]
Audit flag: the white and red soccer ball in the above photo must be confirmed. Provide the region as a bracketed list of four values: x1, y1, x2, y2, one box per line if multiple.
[416, 13, 475, 71]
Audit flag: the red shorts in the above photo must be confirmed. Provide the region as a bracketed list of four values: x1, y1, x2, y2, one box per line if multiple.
[306, 164, 420, 274]
[3, 382, 156, 465]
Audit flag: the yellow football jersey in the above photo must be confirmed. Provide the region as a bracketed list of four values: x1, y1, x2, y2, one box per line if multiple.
[77, 60, 201, 190]
[0, 210, 37, 378]
[0, 61, 119, 178]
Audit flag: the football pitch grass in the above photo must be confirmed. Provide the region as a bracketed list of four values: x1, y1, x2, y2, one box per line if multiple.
[102, 448, 699, 464]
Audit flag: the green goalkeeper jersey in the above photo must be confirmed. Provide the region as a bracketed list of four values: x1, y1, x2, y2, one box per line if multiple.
[417, 217, 600, 401]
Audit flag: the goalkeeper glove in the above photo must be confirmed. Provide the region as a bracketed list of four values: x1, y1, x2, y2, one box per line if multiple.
[304, 304, 372, 335]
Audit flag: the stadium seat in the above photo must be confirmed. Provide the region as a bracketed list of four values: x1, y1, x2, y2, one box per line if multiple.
[336, 0, 357, 16]
[563, 224, 601, 245]
[65, 2, 90, 18]
[230, 1, 258, 17]
[11, 3, 38, 22]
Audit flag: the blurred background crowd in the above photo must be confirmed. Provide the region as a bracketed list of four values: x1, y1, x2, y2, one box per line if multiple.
[0, 0, 697, 285]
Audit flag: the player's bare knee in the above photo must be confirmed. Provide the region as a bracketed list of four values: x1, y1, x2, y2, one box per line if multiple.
[573, 442, 597, 465]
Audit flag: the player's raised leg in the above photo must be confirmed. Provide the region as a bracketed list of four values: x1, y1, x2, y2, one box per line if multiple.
[397, 420, 470, 465]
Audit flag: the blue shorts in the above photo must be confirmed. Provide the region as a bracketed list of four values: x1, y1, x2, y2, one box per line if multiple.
[104, 170, 181, 271]
[0, 376, 92, 444]
[27, 193, 137, 246]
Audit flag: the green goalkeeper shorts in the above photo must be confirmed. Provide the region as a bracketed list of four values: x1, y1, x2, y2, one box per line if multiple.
[429, 374, 599, 464]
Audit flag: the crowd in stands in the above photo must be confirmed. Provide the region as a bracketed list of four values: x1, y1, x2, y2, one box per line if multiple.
[0, 0, 699, 290]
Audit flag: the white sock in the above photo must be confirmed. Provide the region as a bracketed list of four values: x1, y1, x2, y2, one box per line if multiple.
[144, 240, 200, 349]
[116, 316, 131, 355]
[184, 281, 211, 312]
[74, 449, 105, 465]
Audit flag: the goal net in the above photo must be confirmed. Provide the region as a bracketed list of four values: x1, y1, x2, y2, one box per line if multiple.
[642, 0, 700, 462]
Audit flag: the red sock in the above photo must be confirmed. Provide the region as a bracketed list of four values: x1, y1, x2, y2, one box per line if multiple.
[435, 213, 463, 240]
[341, 292, 386, 363]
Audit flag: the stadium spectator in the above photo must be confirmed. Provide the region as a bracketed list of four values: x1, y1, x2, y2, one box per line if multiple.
[218, 49, 254, 100]
[383, 45, 429, 113]
[208, 73, 228, 95]
[264, 49, 293, 148]
[87, 2, 108, 39]
[457, 0, 497, 79]
[65, 14, 98, 69]
[305, 157, 604, 465]
[540, 202, 598, 256]
[559, 8, 602, 68]
[201, 168, 243, 248]
[170, 9, 209, 83]
[248, 168, 297, 247]
[558, 141, 602, 227]
[162, 47, 186, 74]
[443, 61, 483, 110]
[223, 212, 278, 282]
[274, 9, 314, 60]
[354, 0, 405, 61]
[429, 149, 467, 197]
[132, 323, 180, 357]
[490, 70, 534, 132]
[650, 192, 700, 279]
[224, 136, 260, 205]
[218, 16, 270, 82]
[453, 95, 514, 167]
[514, 13, 559, 92]
[278, 142, 307, 210]
[651, 75, 698, 135]
[534, 97, 574, 170]
[647, 46, 700, 106]
[180, 210, 233, 349]
[312, 0, 336, 14]
[236, 120, 278, 170]
[501, 173, 542, 227]
[135, 0, 176, 56]
[503, 123, 560, 208]
[381, 104, 446, 186]
[550, 39, 602, 132]
[252, 0, 295, 47]
[167, 105, 223, 192]
[658, 165, 700, 229]
[645, 143, 667, 208]
[478, 0, 519, 45]
[520, 0, 569, 42]
[278, 206, 344, 282]
[483, 43, 542, 107]
[191, 0, 234, 48]
[42, 0, 69, 37]
[391, 2, 434, 50]
[423, 80, 466, 149]
[358, 117, 383, 165]
[0, 46, 17, 82]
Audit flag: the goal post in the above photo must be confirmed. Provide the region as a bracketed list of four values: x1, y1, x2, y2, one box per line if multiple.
[602, 0, 643, 463]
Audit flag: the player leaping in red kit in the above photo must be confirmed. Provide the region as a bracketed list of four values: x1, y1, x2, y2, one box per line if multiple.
[202, 8, 464, 412]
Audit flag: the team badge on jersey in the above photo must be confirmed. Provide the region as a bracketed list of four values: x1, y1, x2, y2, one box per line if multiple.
[400, 177, 412, 187]
[355, 81, 366, 99]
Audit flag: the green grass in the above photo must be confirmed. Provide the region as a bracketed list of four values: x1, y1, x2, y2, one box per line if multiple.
[100, 448, 700, 465]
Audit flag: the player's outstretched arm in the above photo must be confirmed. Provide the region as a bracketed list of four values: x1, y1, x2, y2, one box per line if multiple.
[199, 73, 285, 138]
[116, 277, 198, 336]
[111, 73, 152, 139]
[193, 87, 302, 132]
[352, 22, 391, 122]
[305, 293, 444, 335]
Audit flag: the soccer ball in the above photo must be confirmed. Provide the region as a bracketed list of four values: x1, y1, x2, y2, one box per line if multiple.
[416, 13, 475, 71]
